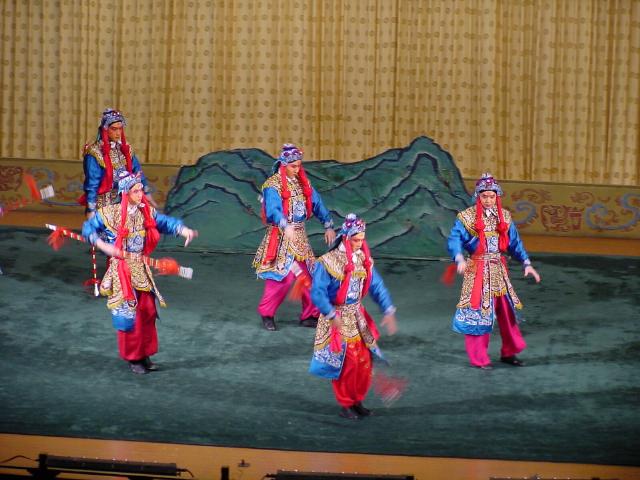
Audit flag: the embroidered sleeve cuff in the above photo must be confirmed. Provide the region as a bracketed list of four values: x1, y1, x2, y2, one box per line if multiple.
[278, 218, 288, 229]
[87, 202, 97, 212]
[326, 309, 337, 320]
[384, 306, 397, 316]
[454, 253, 465, 264]
[523, 259, 531, 267]
[324, 219, 334, 229]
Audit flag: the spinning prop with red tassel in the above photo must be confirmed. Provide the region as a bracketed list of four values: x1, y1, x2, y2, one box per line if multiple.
[373, 369, 409, 406]
[440, 263, 457, 286]
[1, 173, 54, 214]
[45, 224, 194, 280]
[287, 261, 312, 301]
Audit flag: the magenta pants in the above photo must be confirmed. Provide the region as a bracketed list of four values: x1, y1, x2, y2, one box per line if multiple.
[257, 260, 319, 320]
[464, 295, 527, 367]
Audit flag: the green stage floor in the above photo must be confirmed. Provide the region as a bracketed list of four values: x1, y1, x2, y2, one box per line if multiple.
[0, 227, 639, 466]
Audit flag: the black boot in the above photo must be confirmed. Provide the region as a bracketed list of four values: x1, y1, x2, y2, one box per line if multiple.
[129, 361, 148, 375]
[339, 407, 360, 420]
[352, 402, 372, 417]
[500, 355, 525, 366]
[299, 316, 318, 328]
[261, 316, 277, 331]
[142, 356, 158, 371]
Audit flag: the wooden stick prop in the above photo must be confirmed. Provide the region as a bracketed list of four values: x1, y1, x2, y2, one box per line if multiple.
[84, 245, 101, 297]
[45, 224, 194, 280]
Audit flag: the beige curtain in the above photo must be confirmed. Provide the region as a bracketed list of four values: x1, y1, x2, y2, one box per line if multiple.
[1, 0, 638, 185]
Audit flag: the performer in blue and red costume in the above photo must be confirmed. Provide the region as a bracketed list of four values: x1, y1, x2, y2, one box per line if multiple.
[447, 173, 541, 369]
[80, 108, 152, 218]
[310, 214, 398, 419]
[82, 171, 197, 374]
[253, 143, 336, 331]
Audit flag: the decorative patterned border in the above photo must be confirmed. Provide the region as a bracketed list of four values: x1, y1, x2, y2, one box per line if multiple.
[464, 179, 640, 239]
[2, 158, 638, 239]
[0, 159, 178, 214]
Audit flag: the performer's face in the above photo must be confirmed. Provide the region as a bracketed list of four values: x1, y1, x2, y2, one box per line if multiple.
[349, 232, 365, 251]
[127, 183, 144, 206]
[479, 191, 497, 209]
[284, 160, 301, 178]
[106, 122, 123, 143]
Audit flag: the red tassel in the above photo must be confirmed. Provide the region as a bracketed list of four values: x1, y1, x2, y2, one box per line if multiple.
[117, 259, 135, 302]
[23, 173, 41, 201]
[287, 270, 311, 301]
[262, 227, 280, 266]
[155, 258, 180, 276]
[470, 258, 484, 310]
[47, 229, 69, 251]
[83, 278, 101, 293]
[330, 325, 342, 353]
[361, 306, 380, 341]
[373, 370, 408, 406]
[440, 263, 457, 286]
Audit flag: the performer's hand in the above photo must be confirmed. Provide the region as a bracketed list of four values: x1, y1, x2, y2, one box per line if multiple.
[284, 224, 295, 242]
[524, 265, 541, 283]
[381, 313, 398, 336]
[456, 260, 467, 275]
[324, 228, 336, 245]
[332, 313, 343, 330]
[96, 239, 122, 258]
[181, 227, 198, 247]
[86, 211, 96, 220]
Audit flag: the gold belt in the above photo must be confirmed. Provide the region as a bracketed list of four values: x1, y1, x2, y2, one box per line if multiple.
[124, 252, 143, 262]
[289, 222, 306, 231]
[472, 253, 503, 264]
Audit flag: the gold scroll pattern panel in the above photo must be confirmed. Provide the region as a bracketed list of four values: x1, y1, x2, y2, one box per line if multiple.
[0, 159, 179, 215]
[464, 179, 640, 239]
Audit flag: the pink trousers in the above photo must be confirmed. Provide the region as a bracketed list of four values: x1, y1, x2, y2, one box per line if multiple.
[257, 260, 319, 320]
[464, 295, 527, 367]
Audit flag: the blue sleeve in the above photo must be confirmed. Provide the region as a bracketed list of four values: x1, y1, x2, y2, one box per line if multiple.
[82, 212, 108, 245]
[447, 219, 477, 261]
[263, 187, 287, 228]
[311, 188, 334, 228]
[83, 154, 104, 212]
[368, 267, 395, 314]
[311, 262, 337, 318]
[154, 211, 184, 236]
[507, 222, 530, 264]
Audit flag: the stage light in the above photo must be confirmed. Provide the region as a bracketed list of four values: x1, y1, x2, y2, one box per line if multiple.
[39, 453, 181, 477]
[270, 471, 414, 480]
